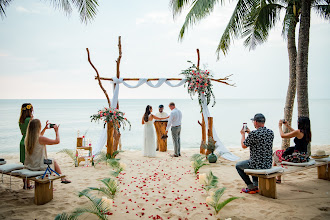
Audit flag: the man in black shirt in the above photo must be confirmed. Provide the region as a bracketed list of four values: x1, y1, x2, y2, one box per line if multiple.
[236, 113, 274, 194]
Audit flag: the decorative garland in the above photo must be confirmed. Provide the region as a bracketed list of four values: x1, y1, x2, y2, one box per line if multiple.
[180, 61, 216, 107]
[90, 107, 131, 131]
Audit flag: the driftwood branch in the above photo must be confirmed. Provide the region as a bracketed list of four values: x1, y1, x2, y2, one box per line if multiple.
[196, 48, 200, 70]
[95, 77, 235, 87]
[86, 48, 111, 107]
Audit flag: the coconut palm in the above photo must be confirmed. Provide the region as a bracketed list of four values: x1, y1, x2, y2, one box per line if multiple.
[171, 0, 329, 149]
[0, 0, 99, 23]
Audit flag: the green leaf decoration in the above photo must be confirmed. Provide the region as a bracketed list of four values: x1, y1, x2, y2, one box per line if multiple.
[202, 171, 219, 191]
[191, 154, 208, 174]
[207, 187, 242, 215]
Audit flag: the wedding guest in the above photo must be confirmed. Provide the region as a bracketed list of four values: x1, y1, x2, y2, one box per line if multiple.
[165, 102, 182, 157]
[19, 103, 33, 189]
[155, 105, 168, 121]
[236, 113, 274, 194]
[25, 119, 71, 184]
[275, 116, 311, 183]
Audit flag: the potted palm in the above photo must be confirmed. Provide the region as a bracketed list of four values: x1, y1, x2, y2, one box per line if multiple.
[203, 137, 217, 163]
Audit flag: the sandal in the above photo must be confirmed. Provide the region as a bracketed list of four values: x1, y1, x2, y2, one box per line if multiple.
[241, 187, 258, 194]
[23, 185, 34, 190]
[276, 179, 281, 184]
[61, 179, 71, 184]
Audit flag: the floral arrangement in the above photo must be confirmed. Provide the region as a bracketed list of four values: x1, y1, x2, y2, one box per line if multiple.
[181, 61, 216, 107]
[90, 107, 131, 131]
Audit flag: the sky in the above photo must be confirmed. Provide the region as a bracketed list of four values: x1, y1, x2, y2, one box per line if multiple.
[0, 0, 329, 100]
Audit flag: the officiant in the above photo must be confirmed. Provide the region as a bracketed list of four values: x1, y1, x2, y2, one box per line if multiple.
[154, 105, 168, 151]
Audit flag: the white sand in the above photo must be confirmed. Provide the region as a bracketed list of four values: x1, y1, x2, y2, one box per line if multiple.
[0, 145, 329, 220]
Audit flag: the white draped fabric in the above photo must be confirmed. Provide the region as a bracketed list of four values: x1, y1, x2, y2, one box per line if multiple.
[92, 78, 239, 161]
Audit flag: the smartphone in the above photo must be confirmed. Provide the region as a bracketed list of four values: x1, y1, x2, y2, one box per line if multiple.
[49, 124, 55, 128]
[243, 123, 247, 132]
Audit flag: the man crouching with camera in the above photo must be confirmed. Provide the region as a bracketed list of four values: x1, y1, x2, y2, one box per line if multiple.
[24, 119, 71, 184]
[236, 113, 274, 194]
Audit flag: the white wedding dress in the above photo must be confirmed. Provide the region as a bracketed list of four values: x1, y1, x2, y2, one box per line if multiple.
[143, 116, 156, 157]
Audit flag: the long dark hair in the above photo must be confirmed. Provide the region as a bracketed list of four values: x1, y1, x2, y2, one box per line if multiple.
[25, 119, 41, 155]
[298, 116, 311, 143]
[144, 105, 152, 122]
[19, 103, 34, 124]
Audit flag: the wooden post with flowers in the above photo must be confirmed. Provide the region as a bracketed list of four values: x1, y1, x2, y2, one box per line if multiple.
[196, 49, 206, 154]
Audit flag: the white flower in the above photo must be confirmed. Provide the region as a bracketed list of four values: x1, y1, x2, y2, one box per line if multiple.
[119, 162, 127, 170]
[206, 196, 213, 204]
[199, 173, 207, 184]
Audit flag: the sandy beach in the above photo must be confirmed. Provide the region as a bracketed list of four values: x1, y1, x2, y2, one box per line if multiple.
[1, 145, 329, 220]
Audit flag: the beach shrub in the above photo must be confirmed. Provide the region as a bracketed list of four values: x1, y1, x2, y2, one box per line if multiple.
[191, 154, 208, 175]
[206, 187, 241, 215]
[54, 192, 111, 220]
[199, 171, 218, 192]
[79, 177, 119, 199]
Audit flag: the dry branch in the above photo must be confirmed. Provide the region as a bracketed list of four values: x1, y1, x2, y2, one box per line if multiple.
[86, 48, 111, 107]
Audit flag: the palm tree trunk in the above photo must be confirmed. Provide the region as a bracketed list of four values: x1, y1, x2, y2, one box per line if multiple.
[296, 0, 311, 118]
[296, 0, 311, 154]
[282, 21, 298, 150]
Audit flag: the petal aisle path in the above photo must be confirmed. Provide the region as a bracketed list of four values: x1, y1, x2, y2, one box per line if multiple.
[110, 152, 215, 220]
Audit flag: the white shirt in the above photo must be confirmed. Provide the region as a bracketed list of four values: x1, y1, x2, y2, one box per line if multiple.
[166, 108, 182, 131]
[155, 112, 168, 121]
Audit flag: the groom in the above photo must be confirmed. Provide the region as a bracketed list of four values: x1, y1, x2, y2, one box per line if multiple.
[165, 102, 182, 157]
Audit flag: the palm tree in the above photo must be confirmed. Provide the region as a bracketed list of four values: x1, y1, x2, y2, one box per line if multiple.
[0, 0, 99, 24]
[171, 0, 329, 149]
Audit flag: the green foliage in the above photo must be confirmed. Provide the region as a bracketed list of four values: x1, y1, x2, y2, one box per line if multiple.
[1, 0, 99, 24]
[203, 137, 217, 153]
[79, 177, 119, 199]
[191, 154, 208, 174]
[71, 191, 110, 220]
[202, 171, 218, 191]
[207, 187, 241, 214]
[54, 212, 76, 220]
[107, 158, 124, 177]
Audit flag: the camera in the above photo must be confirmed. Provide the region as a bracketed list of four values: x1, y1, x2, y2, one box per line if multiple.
[44, 159, 53, 165]
[49, 124, 55, 128]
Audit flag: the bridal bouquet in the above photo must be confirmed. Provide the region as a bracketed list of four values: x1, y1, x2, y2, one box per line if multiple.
[181, 61, 216, 107]
[90, 107, 131, 131]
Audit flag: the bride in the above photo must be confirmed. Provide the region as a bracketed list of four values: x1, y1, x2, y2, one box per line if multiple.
[142, 105, 168, 157]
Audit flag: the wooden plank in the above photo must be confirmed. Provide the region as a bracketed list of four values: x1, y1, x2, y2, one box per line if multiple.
[246, 161, 329, 179]
[259, 177, 277, 199]
[317, 164, 330, 180]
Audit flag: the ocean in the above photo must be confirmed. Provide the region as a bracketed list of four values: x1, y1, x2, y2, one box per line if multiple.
[0, 99, 329, 154]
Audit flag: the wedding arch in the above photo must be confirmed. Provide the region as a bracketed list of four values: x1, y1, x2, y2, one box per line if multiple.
[86, 36, 239, 161]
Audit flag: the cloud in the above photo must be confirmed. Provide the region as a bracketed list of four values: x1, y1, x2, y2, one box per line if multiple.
[136, 11, 172, 25]
[0, 53, 9, 57]
[15, 6, 40, 14]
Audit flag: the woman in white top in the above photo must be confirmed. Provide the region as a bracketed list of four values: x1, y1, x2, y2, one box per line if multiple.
[25, 119, 71, 184]
[142, 105, 168, 157]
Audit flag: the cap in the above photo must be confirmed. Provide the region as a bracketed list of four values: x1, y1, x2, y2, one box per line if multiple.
[251, 113, 266, 123]
[159, 105, 164, 108]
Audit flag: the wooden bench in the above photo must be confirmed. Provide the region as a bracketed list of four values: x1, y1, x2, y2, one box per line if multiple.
[245, 160, 329, 199]
[2, 171, 65, 205]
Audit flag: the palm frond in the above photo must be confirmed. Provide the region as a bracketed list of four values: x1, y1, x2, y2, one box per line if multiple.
[58, 148, 76, 160]
[71, 0, 99, 24]
[170, 0, 194, 17]
[313, 3, 330, 20]
[82, 177, 119, 199]
[93, 151, 107, 167]
[207, 187, 241, 214]
[178, 0, 222, 40]
[54, 212, 77, 220]
[217, 0, 259, 58]
[0, 0, 12, 19]
[191, 154, 208, 174]
[242, 2, 284, 50]
[202, 171, 219, 191]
